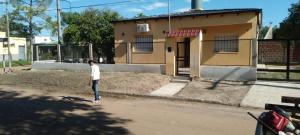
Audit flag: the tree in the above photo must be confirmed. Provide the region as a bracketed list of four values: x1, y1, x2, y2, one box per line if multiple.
[274, 0, 300, 39]
[62, 8, 121, 63]
[8, 0, 54, 61]
[259, 26, 269, 39]
[135, 13, 146, 18]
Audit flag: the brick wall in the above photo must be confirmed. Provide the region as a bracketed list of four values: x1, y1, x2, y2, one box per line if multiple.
[258, 41, 286, 64]
[258, 41, 300, 64]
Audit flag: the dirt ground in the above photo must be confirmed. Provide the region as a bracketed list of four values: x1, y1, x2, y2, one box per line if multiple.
[0, 70, 170, 96]
[176, 80, 253, 106]
[0, 86, 260, 135]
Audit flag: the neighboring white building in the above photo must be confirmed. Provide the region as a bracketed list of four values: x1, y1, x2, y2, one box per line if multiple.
[33, 36, 52, 44]
[0, 32, 27, 61]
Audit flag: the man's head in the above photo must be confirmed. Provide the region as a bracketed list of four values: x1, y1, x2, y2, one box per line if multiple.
[88, 60, 94, 66]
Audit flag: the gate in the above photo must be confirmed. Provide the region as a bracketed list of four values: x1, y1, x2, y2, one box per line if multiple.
[257, 39, 300, 81]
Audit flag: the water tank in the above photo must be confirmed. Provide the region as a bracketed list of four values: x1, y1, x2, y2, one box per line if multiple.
[191, 0, 202, 10]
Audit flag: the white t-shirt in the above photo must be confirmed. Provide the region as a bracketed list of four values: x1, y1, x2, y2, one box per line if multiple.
[91, 64, 100, 80]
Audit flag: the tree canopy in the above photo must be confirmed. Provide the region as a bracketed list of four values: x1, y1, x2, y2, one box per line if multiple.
[274, 0, 300, 39]
[62, 8, 121, 63]
[2, 0, 55, 38]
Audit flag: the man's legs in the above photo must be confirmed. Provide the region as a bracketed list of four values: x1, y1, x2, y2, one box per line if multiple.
[92, 80, 100, 101]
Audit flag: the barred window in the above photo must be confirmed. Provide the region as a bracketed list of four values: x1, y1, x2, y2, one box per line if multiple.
[133, 35, 153, 53]
[3, 43, 15, 48]
[214, 34, 238, 52]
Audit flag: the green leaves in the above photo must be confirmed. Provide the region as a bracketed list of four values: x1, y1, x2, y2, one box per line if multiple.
[275, 0, 300, 39]
[6, 0, 55, 38]
[62, 8, 121, 62]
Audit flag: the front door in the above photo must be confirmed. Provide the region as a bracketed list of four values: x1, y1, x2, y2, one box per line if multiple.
[176, 39, 190, 76]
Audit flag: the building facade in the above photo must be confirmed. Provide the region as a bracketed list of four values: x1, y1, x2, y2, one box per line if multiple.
[0, 32, 27, 61]
[113, 8, 262, 81]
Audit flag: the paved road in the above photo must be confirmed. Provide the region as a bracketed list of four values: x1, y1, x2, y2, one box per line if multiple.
[0, 86, 261, 135]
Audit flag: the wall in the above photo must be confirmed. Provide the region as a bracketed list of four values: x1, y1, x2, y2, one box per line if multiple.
[0, 36, 27, 61]
[114, 43, 127, 63]
[201, 23, 254, 66]
[131, 42, 165, 64]
[200, 66, 257, 81]
[32, 62, 166, 74]
[258, 41, 286, 64]
[114, 12, 259, 65]
[258, 41, 300, 64]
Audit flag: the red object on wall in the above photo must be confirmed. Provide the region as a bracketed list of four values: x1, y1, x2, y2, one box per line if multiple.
[166, 29, 201, 37]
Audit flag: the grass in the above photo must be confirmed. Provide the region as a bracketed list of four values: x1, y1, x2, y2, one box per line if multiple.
[0, 60, 31, 68]
[257, 72, 300, 80]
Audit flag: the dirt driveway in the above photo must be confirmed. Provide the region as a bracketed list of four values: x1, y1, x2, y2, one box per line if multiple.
[176, 80, 253, 106]
[0, 86, 261, 135]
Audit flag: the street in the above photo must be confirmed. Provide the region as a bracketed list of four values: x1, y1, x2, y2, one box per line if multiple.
[0, 86, 261, 135]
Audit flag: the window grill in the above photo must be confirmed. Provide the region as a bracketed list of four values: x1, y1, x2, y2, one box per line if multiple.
[133, 35, 153, 53]
[214, 34, 239, 52]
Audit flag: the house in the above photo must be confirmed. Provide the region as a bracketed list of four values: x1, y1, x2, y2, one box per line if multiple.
[0, 32, 27, 61]
[113, 0, 262, 81]
[32, 36, 57, 61]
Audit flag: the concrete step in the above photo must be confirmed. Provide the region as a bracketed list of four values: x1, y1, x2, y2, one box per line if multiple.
[171, 76, 191, 83]
[171, 79, 190, 83]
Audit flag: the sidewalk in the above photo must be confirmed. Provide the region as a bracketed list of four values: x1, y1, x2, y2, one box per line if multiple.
[241, 81, 300, 108]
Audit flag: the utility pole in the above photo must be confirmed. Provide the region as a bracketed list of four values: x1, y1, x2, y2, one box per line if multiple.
[56, 0, 62, 62]
[168, 0, 171, 32]
[5, 0, 12, 72]
[29, 0, 33, 63]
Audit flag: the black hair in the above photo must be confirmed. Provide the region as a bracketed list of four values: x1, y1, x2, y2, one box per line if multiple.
[88, 60, 94, 65]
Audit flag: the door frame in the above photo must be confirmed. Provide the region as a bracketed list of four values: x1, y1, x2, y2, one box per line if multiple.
[176, 39, 190, 75]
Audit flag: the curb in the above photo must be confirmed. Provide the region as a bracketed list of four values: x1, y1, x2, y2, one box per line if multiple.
[100, 90, 239, 107]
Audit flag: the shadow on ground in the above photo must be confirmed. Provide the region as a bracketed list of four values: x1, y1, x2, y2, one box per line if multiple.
[0, 89, 132, 135]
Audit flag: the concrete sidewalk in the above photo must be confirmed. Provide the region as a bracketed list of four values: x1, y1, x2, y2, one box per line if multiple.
[150, 83, 187, 97]
[241, 81, 300, 108]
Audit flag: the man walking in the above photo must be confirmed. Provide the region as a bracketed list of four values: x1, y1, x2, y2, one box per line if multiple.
[88, 60, 101, 103]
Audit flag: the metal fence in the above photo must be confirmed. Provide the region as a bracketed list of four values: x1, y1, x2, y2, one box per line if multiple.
[257, 39, 300, 81]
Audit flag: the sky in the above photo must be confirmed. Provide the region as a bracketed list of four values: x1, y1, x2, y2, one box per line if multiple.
[0, 0, 298, 36]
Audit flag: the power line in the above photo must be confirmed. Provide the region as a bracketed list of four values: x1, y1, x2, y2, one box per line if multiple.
[15, 0, 144, 13]
[13, 0, 171, 13]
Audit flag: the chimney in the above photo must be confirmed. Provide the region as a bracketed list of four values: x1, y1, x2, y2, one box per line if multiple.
[191, 0, 203, 10]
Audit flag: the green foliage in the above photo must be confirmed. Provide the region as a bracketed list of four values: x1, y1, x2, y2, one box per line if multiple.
[274, 0, 300, 39]
[259, 26, 269, 39]
[62, 8, 121, 63]
[0, 60, 31, 68]
[1, 0, 55, 38]
[135, 13, 146, 18]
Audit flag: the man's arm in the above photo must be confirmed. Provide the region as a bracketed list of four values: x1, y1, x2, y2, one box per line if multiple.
[89, 67, 94, 86]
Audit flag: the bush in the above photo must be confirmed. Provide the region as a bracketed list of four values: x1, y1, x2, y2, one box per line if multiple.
[0, 60, 31, 68]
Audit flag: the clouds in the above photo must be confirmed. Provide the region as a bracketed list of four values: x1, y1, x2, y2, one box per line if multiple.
[144, 1, 168, 10]
[175, 7, 190, 12]
[127, 1, 168, 13]
[128, 8, 143, 13]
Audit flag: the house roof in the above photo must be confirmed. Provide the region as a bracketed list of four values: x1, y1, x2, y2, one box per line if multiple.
[113, 8, 262, 23]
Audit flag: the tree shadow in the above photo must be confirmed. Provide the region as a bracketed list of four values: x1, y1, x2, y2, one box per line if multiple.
[0, 89, 133, 135]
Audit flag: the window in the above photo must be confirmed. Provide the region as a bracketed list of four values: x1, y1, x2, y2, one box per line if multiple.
[3, 43, 15, 48]
[214, 34, 239, 52]
[133, 35, 153, 53]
